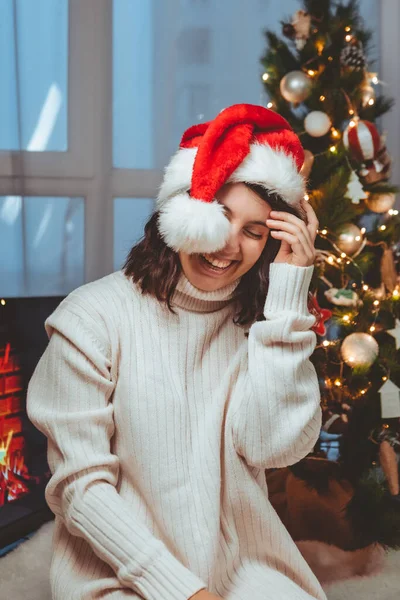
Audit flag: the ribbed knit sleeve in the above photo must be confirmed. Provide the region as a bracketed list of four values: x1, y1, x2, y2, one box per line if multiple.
[231, 262, 322, 469]
[26, 292, 206, 600]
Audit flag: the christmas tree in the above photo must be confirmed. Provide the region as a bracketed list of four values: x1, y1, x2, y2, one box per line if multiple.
[261, 0, 400, 550]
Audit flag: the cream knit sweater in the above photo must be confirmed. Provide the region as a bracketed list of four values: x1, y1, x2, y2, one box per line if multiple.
[27, 262, 326, 600]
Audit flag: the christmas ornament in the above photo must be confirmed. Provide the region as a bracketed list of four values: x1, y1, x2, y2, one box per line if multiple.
[335, 223, 363, 255]
[304, 111, 332, 137]
[300, 149, 314, 179]
[280, 71, 312, 104]
[340, 332, 379, 368]
[292, 10, 311, 50]
[307, 292, 332, 336]
[346, 170, 367, 204]
[365, 192, 395, 213]
[359, 145, 392, 185]
[380, 247, 398, 293]
[387, 318, 400, 350]
[379, 379, 400, 419]
[343, 120, 383, 173]
[340, 41, 365, 71]
[324, 287, 359, 307]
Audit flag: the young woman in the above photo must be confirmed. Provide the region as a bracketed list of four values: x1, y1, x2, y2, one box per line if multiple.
[27, 104, 326, 600]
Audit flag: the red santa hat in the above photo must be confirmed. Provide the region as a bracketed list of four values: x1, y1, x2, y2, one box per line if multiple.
[157, 103, 306, 254]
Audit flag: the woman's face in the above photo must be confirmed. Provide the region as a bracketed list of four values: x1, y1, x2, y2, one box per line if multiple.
[179, 183, 272, 292]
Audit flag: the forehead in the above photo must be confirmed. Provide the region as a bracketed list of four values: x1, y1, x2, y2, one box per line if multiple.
[217, 183, 271, 220]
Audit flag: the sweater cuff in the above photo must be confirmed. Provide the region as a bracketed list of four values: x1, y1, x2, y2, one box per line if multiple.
[264, 262, 314, 317]
[135, 548, 207, 600]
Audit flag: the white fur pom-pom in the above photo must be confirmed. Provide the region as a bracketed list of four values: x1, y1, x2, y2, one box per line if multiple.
[157, 193, 231, 254]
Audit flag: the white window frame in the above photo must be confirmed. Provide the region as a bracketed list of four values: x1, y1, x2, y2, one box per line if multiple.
[0, 0, 162, 285]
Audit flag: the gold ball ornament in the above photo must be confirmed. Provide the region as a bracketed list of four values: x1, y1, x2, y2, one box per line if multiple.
[335, 223, 363, 255]
[280, 71, 312, 104]
[365, 192, 396, 214]
[304, 111, 332, 137]
[341, 332, 379, 368]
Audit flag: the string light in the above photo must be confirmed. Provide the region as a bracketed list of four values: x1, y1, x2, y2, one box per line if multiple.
[308, 69, 316, 76]
[349, 119, 356, 128]
[373, 300, 380, 306]
[345, 34, 352, 42]
[331, 128, 340, 138]
[340, 252, 347, 258]
[304, 193, 310, 201]
[342, 315, 350, 322]
[360, 389, 367, 395]
[371, 75, 379, 84]
[355, 235, 361, 241]
[327, 256, 334, 264]
[267, 102, 273, 108]
[0, 299, 5, 306]
[361, 227, 366, 234]
[345, 26, 351, 32]
[320, 95, 326, 102]
[322, 340, 330, 347]
[321, 228, 328, 235]
[337, 257, 342, 263]
[329, 145, 337, 153]
[382, 376, 388, 381]
[383, 423, 390, 429]
[328, 56, 333, 61]
[349, 109, 355, 116]
[393, 289, 399, 298]
[363, 284, 369, 291]
[380, 225, 387, 231]
[368, 98, 375, 106]
[370, 325, 376, 332]
[262, 73, 269, 81]
[334, 379, 342, 387]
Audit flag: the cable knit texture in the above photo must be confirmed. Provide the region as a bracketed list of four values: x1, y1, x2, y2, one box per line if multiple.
[26, 262, 326, 600]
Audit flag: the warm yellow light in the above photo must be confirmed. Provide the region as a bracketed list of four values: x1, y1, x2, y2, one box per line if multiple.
[337, 257, 342, 263]
[345, 34, 352, 42]
[345, 26, 351, 32]
[380, 225, 386, 231]
[349, 119, 356, 128]
[361, 227, 366, 234]
[330, 145, 337, 153]
[363, 284, 369, 291]
[327, 256, 334, 264]
[368, 98, 375, 106]
[321, 228, 328, 235]
[343, 315, 350, 322]
[262, 72, 269, 81]
[267, 102, 273, 108]
[308, 69, 316, 76]
[355, 235, 361, 241]
[0, 299, 5, 306]
[328, 56, 333, 61]
[382, 376, 388, 381]
[371, 75, 379, 84]
[322, 340, 330, 347]
[370, 325, 376, 332]
[334, 379, 342, 387]
[341, 252, 346, 258]
[360, 389, 366, 394]
[304, 193, 310, 201]
[373, 300, 380, 306]
[331, 128, 340, 138]
[320, 95, 326, 101]
[393, 289, 399, 298]
[349, 109, 355, 116]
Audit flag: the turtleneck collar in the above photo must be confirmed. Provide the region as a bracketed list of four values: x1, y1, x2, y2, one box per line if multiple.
[172, 272, 241, 313]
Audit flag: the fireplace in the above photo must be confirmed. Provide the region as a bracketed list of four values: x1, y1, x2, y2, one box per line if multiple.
[0, 295, 64, 549]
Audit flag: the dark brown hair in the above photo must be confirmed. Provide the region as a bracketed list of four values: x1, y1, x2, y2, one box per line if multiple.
[123, 183, 303, 326]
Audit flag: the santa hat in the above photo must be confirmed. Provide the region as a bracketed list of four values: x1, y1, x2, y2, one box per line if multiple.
[157, 103, 306, 254]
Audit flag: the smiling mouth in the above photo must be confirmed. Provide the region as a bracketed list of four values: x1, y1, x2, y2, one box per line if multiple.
[199, 253, 238, 272]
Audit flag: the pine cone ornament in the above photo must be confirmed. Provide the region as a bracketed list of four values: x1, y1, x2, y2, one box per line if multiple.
[340, 42, 365, 71]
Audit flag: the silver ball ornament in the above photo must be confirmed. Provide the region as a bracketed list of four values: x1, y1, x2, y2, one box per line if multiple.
[335, 223, 363, 255]
[341, 332, 379, 368]
[365, 192, 396, 214]
[304, 111, 332, 137]
[280, 70, 312, 104]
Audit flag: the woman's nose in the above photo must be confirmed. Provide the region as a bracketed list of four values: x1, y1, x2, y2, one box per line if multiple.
[223, 228, 241, 255]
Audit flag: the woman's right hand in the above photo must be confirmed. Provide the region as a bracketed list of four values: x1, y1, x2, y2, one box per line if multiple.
[189, 589, 223, 600]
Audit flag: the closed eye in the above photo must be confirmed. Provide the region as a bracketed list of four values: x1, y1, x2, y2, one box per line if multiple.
[244, 229, 263, 239]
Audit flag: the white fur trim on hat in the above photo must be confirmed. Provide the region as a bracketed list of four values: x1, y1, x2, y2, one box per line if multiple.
[157, 193, 231, 254]
[157, 144, 305, 208]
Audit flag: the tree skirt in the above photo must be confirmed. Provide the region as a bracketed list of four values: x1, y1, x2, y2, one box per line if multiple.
[0, 520, 399, 600]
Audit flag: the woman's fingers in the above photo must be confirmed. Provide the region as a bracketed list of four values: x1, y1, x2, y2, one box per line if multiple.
[300, 198, 319, 240]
